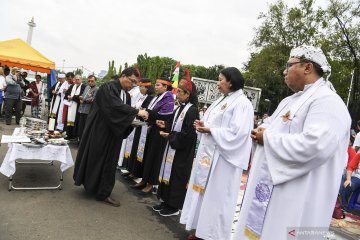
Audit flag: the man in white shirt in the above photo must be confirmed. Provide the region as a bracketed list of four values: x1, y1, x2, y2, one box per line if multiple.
[235, 45, 351, 240]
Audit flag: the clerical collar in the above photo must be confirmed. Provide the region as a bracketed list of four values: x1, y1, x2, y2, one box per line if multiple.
[300, 78, 324, 93]
[295, 78, 324, 96]
[303, 83, 314, 91]
[227, 91, 235, 96]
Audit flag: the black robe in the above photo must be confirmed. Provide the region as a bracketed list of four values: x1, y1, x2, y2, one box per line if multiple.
[73, 80, 138, 200]
[64, 84, 86, 139]
[126, 95, 154, 177]
[141, 95, 174, 185]
[157, 103, 199, 209]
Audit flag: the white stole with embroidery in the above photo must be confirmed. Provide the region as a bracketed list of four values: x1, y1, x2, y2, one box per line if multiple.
[124, 94, 147, 158]
[192, 90, 242, 193]
[67, 84, 82, 126]
[49, 82, 62, 118]
[159, 103, 193, 184]
[136, 93, 166, 162]
[244, 79, 326, 240]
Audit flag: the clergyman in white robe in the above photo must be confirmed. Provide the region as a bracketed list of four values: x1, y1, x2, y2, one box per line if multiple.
[235, 45, 351, 240]
[180, 88, 253, 240]
[56, 80, 70, 131]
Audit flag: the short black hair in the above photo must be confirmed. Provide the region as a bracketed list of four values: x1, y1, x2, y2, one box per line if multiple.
[121, 67, 140, 78]
[35, 74, 41, 79]
[357, 120, 360, 127]
[88, 74, 97, 81]
[188, 82, 199, 107]
[299, 58, 324, 77]
[220, 67, 244, 91]
[4, 67, 10, 76]
[66, 72, 75, 78]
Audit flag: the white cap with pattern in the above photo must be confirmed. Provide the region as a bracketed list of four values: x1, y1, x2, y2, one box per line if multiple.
[290, 45, 331, 73]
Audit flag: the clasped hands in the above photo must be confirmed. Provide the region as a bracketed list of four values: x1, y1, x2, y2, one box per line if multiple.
[194, 120, 210, 133]
[155, 120, 169, 138]
[137, 109, 149, 121]
[251, 127, 265, 145]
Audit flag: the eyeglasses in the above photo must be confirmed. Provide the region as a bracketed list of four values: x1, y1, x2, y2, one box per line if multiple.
[285, 61, 302, 71]
[127, 76, 137, 83]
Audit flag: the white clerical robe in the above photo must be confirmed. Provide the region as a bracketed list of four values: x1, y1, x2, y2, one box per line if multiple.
[118, 86, 142, 165]
[129, 86, 141, 107]
[56, 81, 70, 131]
[235, 79, 351, 240]
[180, 89, 254, 240]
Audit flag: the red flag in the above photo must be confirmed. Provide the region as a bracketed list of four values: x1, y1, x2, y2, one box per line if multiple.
[185, 68, 191, 82]
[185, 68, 192, 92]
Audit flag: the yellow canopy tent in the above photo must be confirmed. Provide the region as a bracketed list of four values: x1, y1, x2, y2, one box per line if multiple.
[0, 38, 55, 73]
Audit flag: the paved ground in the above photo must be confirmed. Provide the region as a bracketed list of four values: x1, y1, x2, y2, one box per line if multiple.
[0, 118, 188, 240]
[0, 110, 357, 240]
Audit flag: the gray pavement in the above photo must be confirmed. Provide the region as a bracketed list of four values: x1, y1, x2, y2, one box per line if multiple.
[0, 120, 188, 240]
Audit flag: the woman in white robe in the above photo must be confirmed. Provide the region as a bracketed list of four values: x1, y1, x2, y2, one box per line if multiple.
[180, 67, 254, 240]
[235, 45, 351, 240]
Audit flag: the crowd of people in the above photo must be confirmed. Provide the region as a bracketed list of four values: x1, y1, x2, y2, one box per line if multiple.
[69, 45, 355, 240]
[1, 44, 359, 240]
[48, 73, 99, 142]
[0, 66, 46, 123]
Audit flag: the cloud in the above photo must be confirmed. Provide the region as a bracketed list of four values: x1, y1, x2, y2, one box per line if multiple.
[0, 0, 329, 75]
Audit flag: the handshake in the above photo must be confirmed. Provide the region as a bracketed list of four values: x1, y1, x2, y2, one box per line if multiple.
[137, 109, 149, 120]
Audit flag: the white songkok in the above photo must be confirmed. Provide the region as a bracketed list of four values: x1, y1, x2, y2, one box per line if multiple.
[58, 73, 66, 78]
[290, 45, 331, 73]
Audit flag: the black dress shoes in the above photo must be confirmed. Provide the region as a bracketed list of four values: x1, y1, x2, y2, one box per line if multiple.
[130, 183, 146, 190]
[99, 197, 120, 207]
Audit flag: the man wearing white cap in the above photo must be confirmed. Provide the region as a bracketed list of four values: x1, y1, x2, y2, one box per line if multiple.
[49, 73, 66, 130]
[235, 45, 351, 240]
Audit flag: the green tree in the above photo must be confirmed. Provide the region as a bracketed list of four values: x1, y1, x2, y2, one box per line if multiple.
[74, 68, 83, 76]
[253, 0, 327, 48]
[244, 0, 360, 114]
[325, 0, 360, 121]
[103, 60, 117, 81]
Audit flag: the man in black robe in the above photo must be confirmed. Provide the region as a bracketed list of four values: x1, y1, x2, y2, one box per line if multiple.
[73, 67, 148, 207]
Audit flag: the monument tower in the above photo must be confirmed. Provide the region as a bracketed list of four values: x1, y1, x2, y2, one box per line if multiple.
[26, 17, 36, 45]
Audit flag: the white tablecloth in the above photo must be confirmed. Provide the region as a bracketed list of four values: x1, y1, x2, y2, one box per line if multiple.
[0, 143, 74, 177]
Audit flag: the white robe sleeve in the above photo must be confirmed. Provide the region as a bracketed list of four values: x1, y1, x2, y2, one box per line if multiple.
[264, 95, 349, 185]
[210, 98, 253, 169]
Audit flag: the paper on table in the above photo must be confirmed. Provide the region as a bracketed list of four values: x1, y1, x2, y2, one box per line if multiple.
[1, 135, 31, 143]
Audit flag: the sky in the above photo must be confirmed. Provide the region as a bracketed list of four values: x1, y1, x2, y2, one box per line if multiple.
[1, 0, 329, 75]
